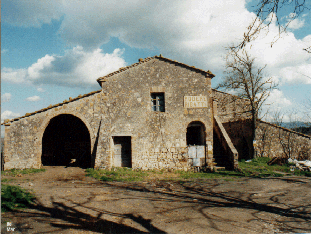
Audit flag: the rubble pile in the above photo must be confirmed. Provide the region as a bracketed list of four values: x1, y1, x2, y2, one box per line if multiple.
[288, 158, 311, 172]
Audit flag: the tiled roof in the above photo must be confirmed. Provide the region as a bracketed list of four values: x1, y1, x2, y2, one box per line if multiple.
[2, 90, 101, 125]
[97, 54, 215, 84]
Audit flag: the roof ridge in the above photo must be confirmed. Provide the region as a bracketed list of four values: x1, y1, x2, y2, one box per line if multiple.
[97, 55, 215, 84]
[2, 90, 101, 125]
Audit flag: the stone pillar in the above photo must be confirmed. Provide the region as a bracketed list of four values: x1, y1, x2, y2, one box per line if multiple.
[3, 125, 10, 170]
[213, 100, 218, 116]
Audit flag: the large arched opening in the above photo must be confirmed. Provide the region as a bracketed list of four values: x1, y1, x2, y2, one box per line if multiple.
[41, 114, 92, 168]
[186, 121, 206, 146]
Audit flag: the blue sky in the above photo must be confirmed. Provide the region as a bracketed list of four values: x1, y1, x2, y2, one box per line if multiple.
[1, 0, 311, 136]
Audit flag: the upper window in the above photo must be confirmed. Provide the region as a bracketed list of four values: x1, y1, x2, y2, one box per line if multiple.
[151, 93, 165, 112]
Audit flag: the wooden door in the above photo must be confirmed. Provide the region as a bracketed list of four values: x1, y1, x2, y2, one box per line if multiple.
[113, 136, 132, 168]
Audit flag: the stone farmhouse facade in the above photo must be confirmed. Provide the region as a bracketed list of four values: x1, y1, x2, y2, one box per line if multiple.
[2, 55, 311, 171]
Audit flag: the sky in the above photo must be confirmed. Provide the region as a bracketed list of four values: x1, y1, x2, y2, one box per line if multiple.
[1, 0, 311, 137]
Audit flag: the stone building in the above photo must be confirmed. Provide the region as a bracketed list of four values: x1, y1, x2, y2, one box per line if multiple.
[2, 55, 311, 171]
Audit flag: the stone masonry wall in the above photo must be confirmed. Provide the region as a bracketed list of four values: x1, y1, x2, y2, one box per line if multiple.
[211, 90, 254, 161]
[255, 120, 311, 160]
[221, 119, 311, 160]
[3, 57, 214, 170]
[3, 91, 103, 170]
[212, 89, 252, 123]
[98, 58, 214, 170]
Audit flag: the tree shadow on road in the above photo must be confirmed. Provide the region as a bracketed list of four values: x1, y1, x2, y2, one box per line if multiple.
[3, 177, 311, 233]
[103, 178, 311, 233]
[5, 196, 167, 234]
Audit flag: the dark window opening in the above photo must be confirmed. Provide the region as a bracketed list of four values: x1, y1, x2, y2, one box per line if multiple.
[186, 122, 205, 146]
[42, 114, 92, 168]
[151, 93, 165, 112]
[239, 136, 250, 160]
[113, 136, 132, 168]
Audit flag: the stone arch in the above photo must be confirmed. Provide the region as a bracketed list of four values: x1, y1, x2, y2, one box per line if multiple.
[186, 121, 206, 146]
[35, 110, 95, 168]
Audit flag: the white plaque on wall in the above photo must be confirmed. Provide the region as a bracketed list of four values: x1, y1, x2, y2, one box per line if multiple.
[184, 96, 208, 108]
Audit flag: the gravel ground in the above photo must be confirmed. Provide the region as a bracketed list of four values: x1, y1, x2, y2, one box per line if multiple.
[1, 166, 311, 234]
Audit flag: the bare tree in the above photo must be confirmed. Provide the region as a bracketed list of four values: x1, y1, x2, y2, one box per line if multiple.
[217, 48, 278, 158]
[255, 122, 272, 158]
[239, 0, 310, 52]
[301, 97, 311, 132]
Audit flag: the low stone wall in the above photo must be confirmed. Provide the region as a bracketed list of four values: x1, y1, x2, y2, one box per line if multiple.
[255, 121, 311, 160]
[221, 119, 311, 160]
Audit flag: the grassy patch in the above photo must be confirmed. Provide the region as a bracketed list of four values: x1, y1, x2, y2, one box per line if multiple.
[1, 178, 14, 183]
[1, 168, 46, 177]
[293, 170, 311, 177]
[1, 185, 35, 212]
[238, 157, 299, 177]
[86, 167, 149, 182]
[173, 170, 241, 179]
[86, 167, 242, 182]
[86, 157, 310, 182]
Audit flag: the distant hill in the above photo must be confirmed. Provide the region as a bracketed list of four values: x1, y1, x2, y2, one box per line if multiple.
[292, 126, 311, 136]
[269, 122, 311, 136]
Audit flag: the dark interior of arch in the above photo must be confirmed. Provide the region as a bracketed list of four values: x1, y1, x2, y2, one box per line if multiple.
[186, 121, 206, 145]
[42, 114, 92, 168]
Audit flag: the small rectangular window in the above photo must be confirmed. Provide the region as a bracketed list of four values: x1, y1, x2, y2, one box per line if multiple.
[151, 93, 165, 112]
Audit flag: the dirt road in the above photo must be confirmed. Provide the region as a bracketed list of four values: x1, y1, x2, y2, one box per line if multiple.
[2, 166, 311, 233]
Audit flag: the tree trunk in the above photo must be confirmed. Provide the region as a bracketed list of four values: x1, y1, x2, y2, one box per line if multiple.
[250, 110, 257, 159]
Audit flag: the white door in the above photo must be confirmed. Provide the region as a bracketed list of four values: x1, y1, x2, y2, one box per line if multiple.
[114, 144, 122, 167]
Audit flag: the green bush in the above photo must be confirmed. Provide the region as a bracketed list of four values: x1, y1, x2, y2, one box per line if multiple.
[293, 170, 311, 177]
[237, 157, 308, 177]
[1, 185, 35, 212]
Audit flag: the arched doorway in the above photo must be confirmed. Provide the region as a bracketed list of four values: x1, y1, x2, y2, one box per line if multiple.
[187, 121, 206, 167]
[41, 114, 92, 168]
[186, 121, 206, 146]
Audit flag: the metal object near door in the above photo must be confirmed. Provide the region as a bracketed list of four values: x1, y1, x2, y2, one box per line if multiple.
[196, 146, 205, 158]
[114, 144, 122, 167]
[188, 145, 205, 166]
